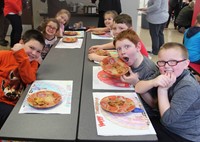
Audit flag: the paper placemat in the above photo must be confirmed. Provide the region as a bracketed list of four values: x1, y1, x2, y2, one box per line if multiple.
[55, 38, 83, 49]
[93, 66, 134, 90]
[19, 80, 73, 114]
[64, 31, 84, 38]
[93, 92, 156, 136]
[91, 33, 113, 40]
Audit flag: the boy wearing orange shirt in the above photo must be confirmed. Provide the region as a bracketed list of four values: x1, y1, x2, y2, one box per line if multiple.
[0, 29, 45, 129]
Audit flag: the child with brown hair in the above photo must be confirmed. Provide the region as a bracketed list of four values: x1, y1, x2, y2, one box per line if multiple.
[135, 42, 200, 142]
[39, 18, 60, 60]
[0, 29, 45, 129]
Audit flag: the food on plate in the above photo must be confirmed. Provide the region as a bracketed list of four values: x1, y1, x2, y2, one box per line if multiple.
[100, 95, 135, 113]
[27, 90, 62, 109]
[62, 37, 78, 43]
[100, 57, 129, 77]
[63, 31, 78, 36]
[95, 49, 110, 56]
[92, 31, 106, 35]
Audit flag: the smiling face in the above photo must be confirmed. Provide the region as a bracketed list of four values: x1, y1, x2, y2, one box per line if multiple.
[45, 21, 58, 37]
[158, 48, 189, 77]
[56, 13, 69, 25]
[104, 13, 114, 28]
[23, 39, 44, 62]
[115, 39, 141, 67]
[112, 22, 130, 37]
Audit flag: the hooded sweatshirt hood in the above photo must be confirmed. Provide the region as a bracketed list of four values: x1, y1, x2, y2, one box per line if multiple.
[186, 27, 200, 38]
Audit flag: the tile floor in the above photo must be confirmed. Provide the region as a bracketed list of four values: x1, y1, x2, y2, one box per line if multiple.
[137, 15, 184, 62]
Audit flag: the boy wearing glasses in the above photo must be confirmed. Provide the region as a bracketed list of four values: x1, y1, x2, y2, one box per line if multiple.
[135, 42, 200, 141]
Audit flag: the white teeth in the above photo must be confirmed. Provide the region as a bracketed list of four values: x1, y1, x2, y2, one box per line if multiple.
[164, 69, 173, 73]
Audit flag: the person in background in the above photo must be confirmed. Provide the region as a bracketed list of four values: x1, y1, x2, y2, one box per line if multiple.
[165, 0, 182, 29]
[38, 18, 60, 62]
[138, 0, 169, 55]
[135, 42, 200, 142]
[91, 0, 121, 27]
[0, 29, 45, 129]
[55, 9, 71, 37]
[4, 0, 23, 47]
[88, 14, 148, 62]
[0, 0, 9, 46]
[175, 1, 194, 33]
[86, 10, 118, 33]
[184, 13, 200, 63]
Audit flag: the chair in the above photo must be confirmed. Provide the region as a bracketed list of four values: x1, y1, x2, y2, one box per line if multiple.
[189, 62, 200, 76]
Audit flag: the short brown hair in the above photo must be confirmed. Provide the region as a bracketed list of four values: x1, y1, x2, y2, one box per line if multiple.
[113, 29, 140, 46]
[159, 42, 188, 59]
[113, 14, 132, 28]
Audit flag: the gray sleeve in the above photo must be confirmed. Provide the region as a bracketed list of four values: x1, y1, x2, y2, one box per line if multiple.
[146, 0, 162, 13]
[161, 82, 199, 127]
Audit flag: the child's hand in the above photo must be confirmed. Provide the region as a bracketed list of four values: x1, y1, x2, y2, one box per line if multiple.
[88, 45, 102, 54]
[153, 73, 176, 89]
[11, 43, 24, 52]
[120, 68, 139, 85]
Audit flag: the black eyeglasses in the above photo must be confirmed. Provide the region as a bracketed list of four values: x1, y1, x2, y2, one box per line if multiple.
[157, 59, 187, 67]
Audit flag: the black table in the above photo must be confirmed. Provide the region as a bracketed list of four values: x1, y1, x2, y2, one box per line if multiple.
[77, 33, 158, 142]
[0, 36, 86, 141]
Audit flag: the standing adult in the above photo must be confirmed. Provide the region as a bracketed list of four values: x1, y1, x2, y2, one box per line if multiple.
[166, 0, 182, 29]
[138, 0, 169, 55]
[4, 0, 23, 47]
[91, 0, 122, 27]
[0, 0, 9, 46]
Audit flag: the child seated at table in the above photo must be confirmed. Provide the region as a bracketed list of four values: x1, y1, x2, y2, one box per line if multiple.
[0, 29, 45, 129]
[88, 13, 148, 62]
[55, 9, 71, 37]
[114, 29, 159, 116]
[87, 10, 118, 33]
[38, 18, 60, 62]
[135, 42, 200, 142]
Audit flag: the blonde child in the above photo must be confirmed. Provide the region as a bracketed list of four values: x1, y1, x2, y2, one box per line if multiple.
[87, 10, 118, 33]
[135, 42, 200, 141]
[39, 18, 60, 60]
[55, 9, 71, 37]
[0, 29, 45, 129]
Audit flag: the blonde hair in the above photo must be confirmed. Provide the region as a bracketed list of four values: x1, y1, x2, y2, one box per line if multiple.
[55, 9, 71, 24]
[104, 10, 118, 19]
[159, 42, 188, 59]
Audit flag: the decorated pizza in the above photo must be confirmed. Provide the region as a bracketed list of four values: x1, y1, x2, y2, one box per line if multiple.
[100, 95, 135, 113]
[92, 31, 106, 35]
[63, 31, 78, 36]
[100, 57, 129, 77]
[62, 37, 78, 43]
[27, 90, 62, 109]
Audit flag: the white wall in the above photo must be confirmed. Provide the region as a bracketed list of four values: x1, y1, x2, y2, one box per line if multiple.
[121, 0, 140, 31]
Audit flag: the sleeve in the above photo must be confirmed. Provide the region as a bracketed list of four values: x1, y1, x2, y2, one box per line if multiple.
[160, 82, 199, 126]
[146, 0, 162, 13]
[13, 49, 39, 84]
[140, 40, 149, 57]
